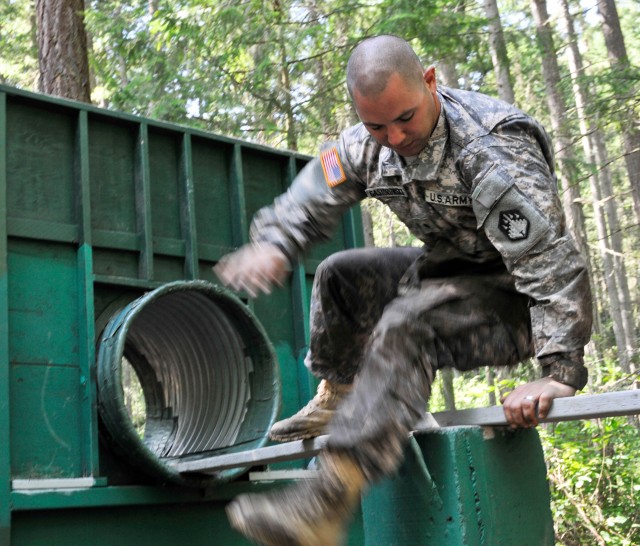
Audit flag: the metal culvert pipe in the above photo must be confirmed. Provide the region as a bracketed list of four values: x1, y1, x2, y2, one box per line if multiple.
[96, 280, 280, 487]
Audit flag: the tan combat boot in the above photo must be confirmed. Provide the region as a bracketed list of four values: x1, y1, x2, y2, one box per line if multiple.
[226, 452, 366, 546]
[269, 379, 352, 442]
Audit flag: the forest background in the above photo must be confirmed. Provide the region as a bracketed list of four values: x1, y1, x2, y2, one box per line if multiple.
[1, 0, 639, 544]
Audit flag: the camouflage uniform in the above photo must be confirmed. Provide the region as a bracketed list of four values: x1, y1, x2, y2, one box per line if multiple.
[250, 87, 592, 481]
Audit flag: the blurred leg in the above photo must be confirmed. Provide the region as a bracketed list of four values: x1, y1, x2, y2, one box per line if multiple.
[327, 272, 533, 480]
[305, 246, 423, 383]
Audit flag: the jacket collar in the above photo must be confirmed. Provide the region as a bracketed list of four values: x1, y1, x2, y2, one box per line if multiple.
[379, 104, 448, 183]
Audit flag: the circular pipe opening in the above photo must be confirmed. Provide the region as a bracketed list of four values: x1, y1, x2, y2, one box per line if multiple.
[96, 280, 280, 487]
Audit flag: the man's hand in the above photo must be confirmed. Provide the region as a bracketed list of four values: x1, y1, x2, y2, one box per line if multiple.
[501, 377, 576, 429]
[213, 243, 291, 297]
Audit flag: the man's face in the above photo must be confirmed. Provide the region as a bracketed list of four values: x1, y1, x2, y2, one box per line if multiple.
[353, 68, 440, 157]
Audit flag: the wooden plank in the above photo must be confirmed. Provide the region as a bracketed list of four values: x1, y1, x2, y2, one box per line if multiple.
[229, 143, 249, 247]
[135, 122, 154, 280]
[12, 478, 97, 490]
[428, 389, 640, 428]
[76, 109, 100, 478]
[0, 89, 12, 542]
[170, 389, 640, 475]
[169, 436, 329, 474]
[180, 132, 199, 279]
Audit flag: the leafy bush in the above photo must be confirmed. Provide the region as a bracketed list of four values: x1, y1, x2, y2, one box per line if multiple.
[541, 417, 640, 546]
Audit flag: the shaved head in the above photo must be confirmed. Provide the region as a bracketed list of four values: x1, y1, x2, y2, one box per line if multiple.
[347, 35, 425, 98]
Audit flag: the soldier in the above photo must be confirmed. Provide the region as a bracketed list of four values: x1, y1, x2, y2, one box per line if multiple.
[215, 35, 592, 546]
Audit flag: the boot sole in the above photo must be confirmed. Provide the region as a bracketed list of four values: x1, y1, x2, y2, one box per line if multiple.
[227, 496, 301, 546]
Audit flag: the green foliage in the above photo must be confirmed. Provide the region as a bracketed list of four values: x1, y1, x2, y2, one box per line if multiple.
[122, 358, 146, 438]
[363, 198, 423, 248]
[542, 416, 640, 545]
[551, 362, 640, 545]
[84, 0, 378, 152]
[0, 0, 38, 88]
[374, 0, 492, 91]
[428, 360, 538, 411]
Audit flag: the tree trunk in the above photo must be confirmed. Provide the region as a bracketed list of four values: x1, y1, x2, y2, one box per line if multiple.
[483, 0, 515, 104]
[36, 0, 91, 102]
[440, 367, 456, 411]
[597, 0, 640, 227]
[267, 0, 298, 151]
[361, 204, 375, 248]
[436, 61, 459, 89]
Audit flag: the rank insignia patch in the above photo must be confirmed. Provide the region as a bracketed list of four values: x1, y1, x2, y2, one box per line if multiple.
[499, 209, 530, 240]
[320, 147, 347, 188]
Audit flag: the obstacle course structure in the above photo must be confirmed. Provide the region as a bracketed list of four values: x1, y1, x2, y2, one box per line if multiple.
[0, 83, 363, 545]
[6, 83, 637, 545]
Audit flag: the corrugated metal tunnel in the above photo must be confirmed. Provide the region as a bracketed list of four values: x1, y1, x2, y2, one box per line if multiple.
[96, 280, 280, 487]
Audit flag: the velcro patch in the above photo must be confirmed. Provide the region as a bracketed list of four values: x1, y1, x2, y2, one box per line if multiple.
[425, 190, 472, 207]
[365, 187, 408, 198]
[320, 147, 347, 188]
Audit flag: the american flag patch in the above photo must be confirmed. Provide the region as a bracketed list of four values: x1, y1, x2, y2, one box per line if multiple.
[320, 147, 346, 187]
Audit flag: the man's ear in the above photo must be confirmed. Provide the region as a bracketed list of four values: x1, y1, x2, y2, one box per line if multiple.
[423, 65, 437, 89]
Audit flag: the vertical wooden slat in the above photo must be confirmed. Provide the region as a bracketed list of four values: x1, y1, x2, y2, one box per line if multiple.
[180, 133, 198, 279]
[75, 110, 99, 477]
[0, 91, 12, 544]
[229, 143, 249, 247]
[343, 205, 365, 250]
[284, 156, 315, 405]
[228, 143, 256, 313]
[135, 122, 154, 280]
[287, 157, 310, 349]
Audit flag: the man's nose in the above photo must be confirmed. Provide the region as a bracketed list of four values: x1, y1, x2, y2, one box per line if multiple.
[387, 125, 405, 146]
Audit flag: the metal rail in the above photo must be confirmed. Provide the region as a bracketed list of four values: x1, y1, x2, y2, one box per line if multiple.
[168, 389, 640, 475]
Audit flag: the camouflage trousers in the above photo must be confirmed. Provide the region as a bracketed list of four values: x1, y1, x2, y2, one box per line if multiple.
[305, 246, 534, 481]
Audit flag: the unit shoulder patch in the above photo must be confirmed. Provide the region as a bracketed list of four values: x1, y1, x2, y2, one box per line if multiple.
[320, 147, 347, 188]
[499, 209, 530, 240]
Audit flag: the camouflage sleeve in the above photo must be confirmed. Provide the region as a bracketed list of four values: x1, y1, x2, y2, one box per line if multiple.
[463, 116, 592, 390]
[249, 137, 368, 263]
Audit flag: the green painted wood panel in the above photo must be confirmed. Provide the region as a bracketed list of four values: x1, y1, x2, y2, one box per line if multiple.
[362, 427, 554, 545]
[8, 240, 80, 365]
[88, 116, 137, 235]
[6, 100, 77, 229]
[12, 502, 250, 546]
[92, 248, 140, 280]
[11, 498, 366, 546]
[10, 364, 83, 478]
[0, 83, 366, 544]
[191, 137, 235, 255]
[8, 240, 84, 478]
[148, 128, 182, 241]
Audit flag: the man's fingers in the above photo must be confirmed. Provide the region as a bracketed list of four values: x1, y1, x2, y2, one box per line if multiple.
[249, 275, 273, 296]
[537, 393, 553, 420]
[522, 396, 539, 427]
[501, 378, 577, 429]
[212, 243, 290, 298]
[212, 261, 231, 284]
[503, 394, 539, 428]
